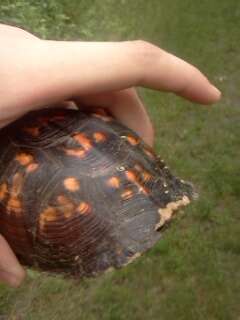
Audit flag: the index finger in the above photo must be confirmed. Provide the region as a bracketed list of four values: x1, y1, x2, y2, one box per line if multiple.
[1, 39, 221, 116]
[42, 40, 221, 104]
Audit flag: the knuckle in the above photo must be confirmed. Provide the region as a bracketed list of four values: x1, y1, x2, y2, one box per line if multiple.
[132, 40, 160, 57]
[122, 39, 165, 85]
[125, 39, 158, 56]
[124, 40, 164, 84]
[129, 40, 155, 55]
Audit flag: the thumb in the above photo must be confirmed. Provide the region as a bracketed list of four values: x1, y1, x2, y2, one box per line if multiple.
[0, 235, 26, 287]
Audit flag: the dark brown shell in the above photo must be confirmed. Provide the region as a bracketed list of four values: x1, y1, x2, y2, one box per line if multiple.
[0, 107, 196, 278]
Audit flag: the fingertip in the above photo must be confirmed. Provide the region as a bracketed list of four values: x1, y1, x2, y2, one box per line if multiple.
[168, 56, 222, 105]
[178, 77, 222, 105]
[209, 84, 222, 102]
[199, 84, 222, 105]
[9, 267, 26, 288]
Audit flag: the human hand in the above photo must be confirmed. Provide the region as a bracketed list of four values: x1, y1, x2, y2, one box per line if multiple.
[0, 24, 221, 287]
[0, 234, 26, 287]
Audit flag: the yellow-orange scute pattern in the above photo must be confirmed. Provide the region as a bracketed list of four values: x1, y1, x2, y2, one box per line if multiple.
[15, 153, 33, 166]
[57, 195, 75, 218]
[77, 201, 91, 215]
[125, 170, 137, 183]
[15, 153, 39, 174]
[65, 148, 86, 158]
[133, 164, 152, 182]
[6, 173, 24, 215]
[39, 194, 91, 230]
[127, 135, 140, 146]
[72, 133, 93, 151]
[64, 177, 80, 192]
[125, 170, 149, 195]
[7, 197, 22, 215]
[107, 176, 120, 189]
[39, 207, 58, 229]
[93, 132, 107, 143]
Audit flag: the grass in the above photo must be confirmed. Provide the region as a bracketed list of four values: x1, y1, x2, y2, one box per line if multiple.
[0, 0, 239, 319]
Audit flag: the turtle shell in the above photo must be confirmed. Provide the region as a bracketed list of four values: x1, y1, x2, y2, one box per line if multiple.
[0, 107, 196, 277]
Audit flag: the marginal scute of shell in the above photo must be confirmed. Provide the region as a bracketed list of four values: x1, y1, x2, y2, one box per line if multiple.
[155, 195, 190, 230]
[103, 252, 142, 275]
[123, 252, 142, 266]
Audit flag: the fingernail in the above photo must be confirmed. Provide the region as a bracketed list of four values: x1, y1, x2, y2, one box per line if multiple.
[210, 84, 222, 100]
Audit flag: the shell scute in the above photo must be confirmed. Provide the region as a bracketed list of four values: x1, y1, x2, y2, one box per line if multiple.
[0, 107, 196, 278]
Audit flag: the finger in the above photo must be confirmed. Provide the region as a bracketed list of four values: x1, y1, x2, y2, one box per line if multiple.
[0, 235, 26, 287]
[0, 39, 221, 122]
[140, 50, 222, 104]
[30, 39, 221, 106]
[74, 88, 155, 146]
[0, 24, 39, 40]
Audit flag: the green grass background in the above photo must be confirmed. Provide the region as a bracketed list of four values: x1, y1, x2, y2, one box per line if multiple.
[0, 0, 239, 319]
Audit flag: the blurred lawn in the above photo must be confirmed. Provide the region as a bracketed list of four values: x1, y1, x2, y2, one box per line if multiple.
[0, 1, 239, 319]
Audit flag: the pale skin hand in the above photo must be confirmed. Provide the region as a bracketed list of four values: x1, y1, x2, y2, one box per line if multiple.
[0, 24, 221, 287]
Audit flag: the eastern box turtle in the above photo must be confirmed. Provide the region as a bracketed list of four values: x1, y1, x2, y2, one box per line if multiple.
[0, 107, 196, 278]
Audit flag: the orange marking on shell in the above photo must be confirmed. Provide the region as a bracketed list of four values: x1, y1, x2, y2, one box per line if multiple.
[23, 126, 40, 137]
[7, 196, 22, 215]
[57, 195, 75, 218]
[63, 177, 80, 192]
[127, 135, 140, 146]
[107, 176, 120, 188]
[142, 170, 152, 182]
[93, 132, 107, 143]
[12, 173, 24, 196]
[121, 189, 134, 200]
[15, 153, 33, 166]
[64, 209, 75, 219]
[72, 133, 92, 151]
[57, 195, 70, 205]
[77, 202, 91, 215]
[125, 170, 149, 195]
[65, 148, 86, 158]
[6, 173, 24, 215]
[26, 163, 39, 173]
[0, 183, 8, 201]
[125, 170, 137, 183]
[39, 207, 58, 229]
